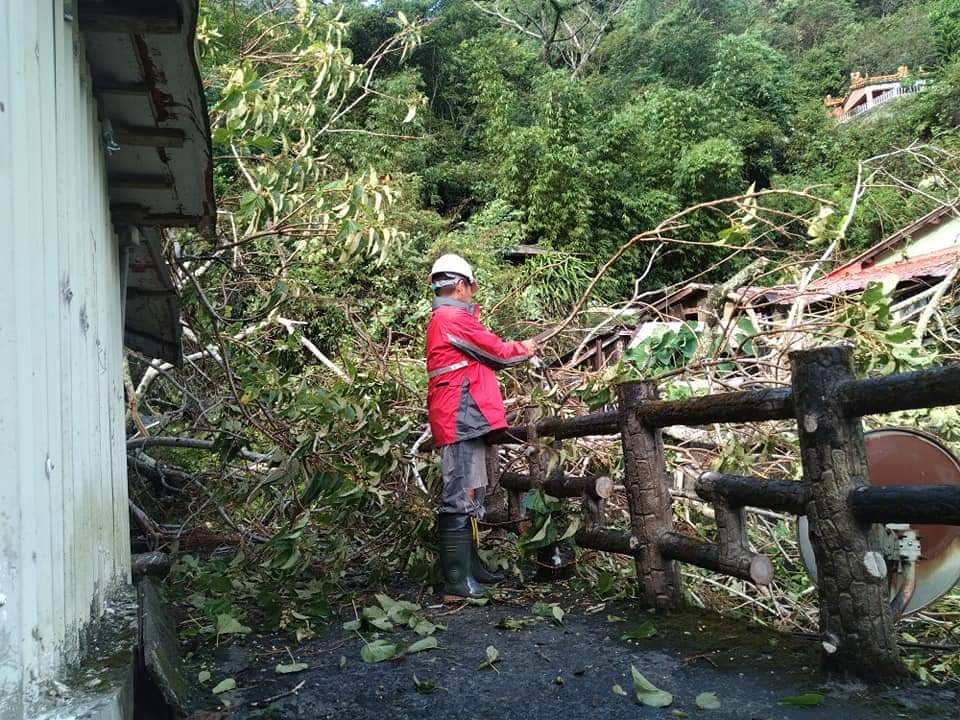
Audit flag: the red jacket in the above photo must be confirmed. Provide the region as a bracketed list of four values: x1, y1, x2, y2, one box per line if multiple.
[426, 298, 530, 447]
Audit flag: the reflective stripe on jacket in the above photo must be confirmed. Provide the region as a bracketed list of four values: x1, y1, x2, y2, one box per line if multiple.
[426, 297, 529, 447]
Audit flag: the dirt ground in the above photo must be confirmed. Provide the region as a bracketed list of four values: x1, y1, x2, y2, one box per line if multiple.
[184, 586, 959, 720]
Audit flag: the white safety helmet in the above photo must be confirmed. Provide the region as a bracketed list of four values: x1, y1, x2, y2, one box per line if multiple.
[430, 254, 476, 290]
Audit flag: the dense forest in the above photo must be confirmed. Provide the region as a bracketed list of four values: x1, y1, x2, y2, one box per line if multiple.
[132, 0, 960, 685]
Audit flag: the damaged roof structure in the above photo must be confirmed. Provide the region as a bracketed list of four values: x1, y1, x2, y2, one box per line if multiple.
[83, 0, 214, 364]
[559, 204, 960, 372]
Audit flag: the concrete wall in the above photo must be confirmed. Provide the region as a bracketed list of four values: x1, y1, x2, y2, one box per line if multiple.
[0, 2, 130, 717]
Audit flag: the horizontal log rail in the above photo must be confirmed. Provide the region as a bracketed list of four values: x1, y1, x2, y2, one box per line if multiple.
[487, 388, 794, 446]
[840, 363, 960, 418]
[849, 485, 960, 525]
[486, 410, 619, 445]
[634, 387, 794, 428]
[658, 531, 775, 586]
[572, 526, 774, 586]
[696, 471, 810, 515]
[472, 349, 960, 682]
[575, 527, 641, 555]
[500, 472, 614, 500]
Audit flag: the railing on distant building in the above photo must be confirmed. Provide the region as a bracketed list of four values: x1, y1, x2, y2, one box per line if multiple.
[839, 80, 931, 123]
[824, 65, 933, 124]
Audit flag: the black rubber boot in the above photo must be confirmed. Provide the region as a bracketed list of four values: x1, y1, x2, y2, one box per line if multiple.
[438, 514, 485, 601]
[470, 516, 504, 584]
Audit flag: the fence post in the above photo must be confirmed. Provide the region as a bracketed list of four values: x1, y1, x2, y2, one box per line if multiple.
[618, 381, 681, 610]
[790, 346, 906, 680]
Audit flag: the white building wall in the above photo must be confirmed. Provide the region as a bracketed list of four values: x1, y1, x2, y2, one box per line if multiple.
[875, 216, 960, 267]
[0, 2, 130, 717]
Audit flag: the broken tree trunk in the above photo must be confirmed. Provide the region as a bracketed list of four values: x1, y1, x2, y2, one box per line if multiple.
[618, 381, 682, 610]
[790, 345, 906, 681]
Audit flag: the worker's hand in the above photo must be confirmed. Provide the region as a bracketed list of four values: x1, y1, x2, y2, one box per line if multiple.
[522, 339, 539, 356]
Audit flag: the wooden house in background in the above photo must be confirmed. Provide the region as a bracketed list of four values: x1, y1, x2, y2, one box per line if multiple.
[0, 2, 210, 717]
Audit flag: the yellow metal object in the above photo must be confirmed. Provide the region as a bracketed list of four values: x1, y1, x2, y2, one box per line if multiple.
[471, 516, 480, 545]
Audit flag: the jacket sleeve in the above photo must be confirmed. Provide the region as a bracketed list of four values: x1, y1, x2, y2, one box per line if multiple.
[447, 312, 530, 371]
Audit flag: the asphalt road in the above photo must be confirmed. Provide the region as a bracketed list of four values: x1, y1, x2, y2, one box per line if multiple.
[187, 592, 958, 720]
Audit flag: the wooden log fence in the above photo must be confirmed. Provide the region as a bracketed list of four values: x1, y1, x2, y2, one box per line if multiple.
[475, 344, 960, 683]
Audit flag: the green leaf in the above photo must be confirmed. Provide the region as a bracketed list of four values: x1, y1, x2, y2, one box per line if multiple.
[558, 516, 581, 542]
[338, 655, 347, 671]
[778, 693, 825, 707]
[342, 619, 361, 631]
[368, 616, 394, 631]
[197, 670, 211, 684]
[466, 596, 489, 606]
[362, 606, 387, 621]
[631, 666, 672, 708]
[413, 619, 437, 636]
[531, 602, 564, 624]
[479, 645, 500, 670]
[387, 600, 421, 624]
[211, 127, 232, 145]
[216, 614, 251, 638]
[607, 615, 626, 623]
[672, 711, 690, 718]
[405, 636, 439, 655]
[413, 674, 435, 694]
[375, 594, 398, 612]
[554, 676, 565, 686]
[621, 621, 657, 642]
[497, 617, 537, 631]
[251, 134, 274, 152]
[361, 639, 398, 664]
[696, 692, 721, 710]
[612, 683, 628, 696]
[212, 678, 236, 695]
[276, 662, 308, 674]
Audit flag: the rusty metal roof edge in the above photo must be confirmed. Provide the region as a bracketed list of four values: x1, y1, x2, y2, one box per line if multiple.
[179, 0, 215, 236]
[819, 203, 960, 283]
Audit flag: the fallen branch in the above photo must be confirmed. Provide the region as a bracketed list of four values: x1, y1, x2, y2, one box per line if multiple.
[126, 436, 275, 463]
[277, 316, 351, 383]
[915, 259, 960, 340]
[250, 680, 307, 708]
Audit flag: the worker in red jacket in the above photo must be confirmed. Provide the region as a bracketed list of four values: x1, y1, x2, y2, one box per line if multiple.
[426, 254, 537, 600]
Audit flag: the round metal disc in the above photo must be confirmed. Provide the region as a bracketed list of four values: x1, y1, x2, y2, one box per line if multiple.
[797, 428, 960, 616]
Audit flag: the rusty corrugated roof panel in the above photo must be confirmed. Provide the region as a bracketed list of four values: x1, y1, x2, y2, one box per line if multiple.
[811, 247, 960, 295]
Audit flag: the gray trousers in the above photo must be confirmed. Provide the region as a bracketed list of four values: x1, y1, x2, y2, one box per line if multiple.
[439, 438, 488, 518]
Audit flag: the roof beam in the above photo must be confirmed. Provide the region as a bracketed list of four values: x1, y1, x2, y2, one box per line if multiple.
[95, 79, 151, 97]
[79, 1, 181, 34]
[111, 204, 206, 226]
[114, 125, 185, 148]
[108, 174, 174, 191]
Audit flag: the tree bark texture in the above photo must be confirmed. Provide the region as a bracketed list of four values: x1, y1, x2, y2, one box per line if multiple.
[849, 485, 960, 525]
[790, 346, 906, 681]
[696, 471, 810, 515]
[618, 382, 682, 610]
[840, 363, 960, 417]
[657, 532, 773, 585]
[485, 410, 620, 445]
[634, 387, 794, 428]
[500, 472, 614, 500]
[575, 527, 640, 555]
